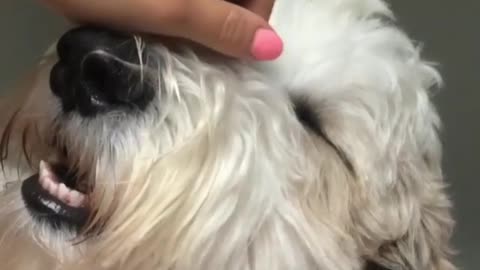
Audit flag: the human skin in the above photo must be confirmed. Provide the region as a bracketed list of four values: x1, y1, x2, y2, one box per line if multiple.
[38, 0, 283, 61]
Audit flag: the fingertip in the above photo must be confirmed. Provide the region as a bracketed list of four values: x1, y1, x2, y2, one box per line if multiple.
[250, 28, 284, 61]
[185, 0, 283, 61]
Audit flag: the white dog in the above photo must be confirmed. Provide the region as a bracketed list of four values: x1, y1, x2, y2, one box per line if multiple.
[0, 0, 456, 269]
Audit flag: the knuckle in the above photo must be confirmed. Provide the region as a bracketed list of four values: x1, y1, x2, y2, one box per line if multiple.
[219, 9, 249, 48]
[218, 8, 263, 56]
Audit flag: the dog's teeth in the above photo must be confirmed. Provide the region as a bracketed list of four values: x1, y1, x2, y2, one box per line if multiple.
[49, 181, 59, 197]
[68, 191, 86, 208]
[58, 183, 70, 202]
[39, 160, 48, 175]
[40, 171, 51, 190]
[39, 174, 45, 186]
[43, 175, 54, 189]
[39, 160, 48, 184]
[38, 160, 87, 208]
[41, 178, 49, 190]
[42, 179, 50, 190]
[39, 160, 60, 184]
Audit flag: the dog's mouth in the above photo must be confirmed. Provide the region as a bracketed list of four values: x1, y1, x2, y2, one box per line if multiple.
[21, 160, 91, 230]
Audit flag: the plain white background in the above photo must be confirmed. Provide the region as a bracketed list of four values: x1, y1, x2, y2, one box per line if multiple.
[0, 1, 478, 268]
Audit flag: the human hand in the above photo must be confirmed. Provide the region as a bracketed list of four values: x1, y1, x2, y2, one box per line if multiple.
[40, 0, 283, 61]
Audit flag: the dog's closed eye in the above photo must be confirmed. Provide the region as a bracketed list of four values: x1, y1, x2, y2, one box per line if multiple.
[292, 96, 323, 135]
[292, 96, 355, 175]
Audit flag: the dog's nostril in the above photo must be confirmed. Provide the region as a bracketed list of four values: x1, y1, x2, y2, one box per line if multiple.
[81, 54, 115, 99]
[80, 53, 144, 106]
[51, 26, 155, 116]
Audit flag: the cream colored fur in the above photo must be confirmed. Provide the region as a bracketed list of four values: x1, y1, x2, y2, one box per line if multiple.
[0, 0, 456, 269]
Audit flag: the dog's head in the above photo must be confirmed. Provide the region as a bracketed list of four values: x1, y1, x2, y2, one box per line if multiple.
[2, 26, 330, 267]
[0, 10, 454, 269]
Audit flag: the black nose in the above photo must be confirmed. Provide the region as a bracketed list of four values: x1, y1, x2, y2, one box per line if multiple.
[50, 26, 154, 117]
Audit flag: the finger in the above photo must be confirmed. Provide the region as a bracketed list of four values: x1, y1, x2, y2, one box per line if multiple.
[243, 0, 276, 20]
[40, 0, 283, 60]
[38, 0, 187, 36]
[181, 0, 283, 60]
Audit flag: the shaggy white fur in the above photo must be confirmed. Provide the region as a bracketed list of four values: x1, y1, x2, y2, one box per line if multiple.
[0, 0, 456, 269]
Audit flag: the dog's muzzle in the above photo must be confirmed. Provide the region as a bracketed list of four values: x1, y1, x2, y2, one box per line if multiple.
[49, 26, 155, 117]
[21, 26, 158, 231]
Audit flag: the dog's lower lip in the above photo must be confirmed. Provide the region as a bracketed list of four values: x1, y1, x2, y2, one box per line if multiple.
[21, 173, 90, 230]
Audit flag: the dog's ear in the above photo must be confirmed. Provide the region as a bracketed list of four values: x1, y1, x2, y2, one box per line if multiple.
[369, 112, 456, 270]
[386, 161, 456, 270]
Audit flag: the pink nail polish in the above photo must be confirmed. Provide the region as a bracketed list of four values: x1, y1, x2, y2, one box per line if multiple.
[250, 28, 284, 61]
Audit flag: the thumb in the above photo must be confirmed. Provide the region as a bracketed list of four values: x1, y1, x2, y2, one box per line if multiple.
[181, 0, 283, 61]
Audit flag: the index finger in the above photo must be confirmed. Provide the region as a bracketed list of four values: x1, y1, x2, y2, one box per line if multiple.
[179, 0, 274, 59]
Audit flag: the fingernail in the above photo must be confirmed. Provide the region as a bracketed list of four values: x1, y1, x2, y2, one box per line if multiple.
[250, 28, 283, 61]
